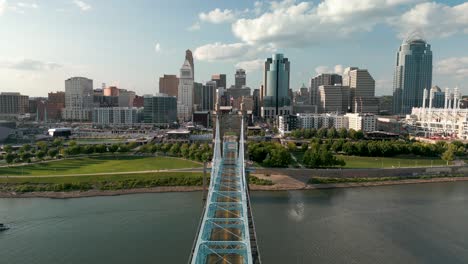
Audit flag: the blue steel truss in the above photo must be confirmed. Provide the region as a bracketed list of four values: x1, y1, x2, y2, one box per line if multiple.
[190, 117, 254, 264]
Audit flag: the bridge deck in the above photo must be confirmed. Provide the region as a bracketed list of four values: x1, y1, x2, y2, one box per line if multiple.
[189, 118, 260, 264]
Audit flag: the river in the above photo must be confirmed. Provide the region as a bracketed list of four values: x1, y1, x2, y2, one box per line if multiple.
[1, 182, 468, 263]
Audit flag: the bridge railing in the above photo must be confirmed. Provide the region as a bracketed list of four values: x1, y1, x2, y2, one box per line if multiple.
[189, 117, 256, 264]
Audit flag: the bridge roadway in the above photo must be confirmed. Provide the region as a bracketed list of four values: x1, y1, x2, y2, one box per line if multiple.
[189, 118, 261, 264]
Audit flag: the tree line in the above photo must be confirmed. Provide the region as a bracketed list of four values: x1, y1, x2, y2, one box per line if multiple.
[247, 142, 292, 167]
[289, 128, 365, 140]
[0, 139, 213, 164]
[138, 142, 213, 162]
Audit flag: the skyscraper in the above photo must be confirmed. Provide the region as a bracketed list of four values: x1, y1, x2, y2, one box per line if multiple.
[310, 73, 342, 106]
[63, 77, 93, 121]
[261, 53, 292, 119]
[343, 67, 378, 114]
[103, 86, 120, 97]
[194, 81, 217, 111]
[318, 85, 349, 114]
[47, 91, 65, 121]
[177, 58, 194, 121]
[392, 37, 432, 115]
[235, 69, 246, 89]
[211, 74, 226, 89]
[186, 49, 194, 78]
[144, 94, 177, 126]
[0, 92, 29, 118]
[159, 74, 179, 97]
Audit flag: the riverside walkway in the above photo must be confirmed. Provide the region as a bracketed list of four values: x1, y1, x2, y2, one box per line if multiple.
[188, 118, 261, 264]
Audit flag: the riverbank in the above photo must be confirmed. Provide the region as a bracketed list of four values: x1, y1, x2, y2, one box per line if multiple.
[1, 176, 468, 198]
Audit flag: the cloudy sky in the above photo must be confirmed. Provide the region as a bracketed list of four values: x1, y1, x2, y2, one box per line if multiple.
[1, 0, 468, 97]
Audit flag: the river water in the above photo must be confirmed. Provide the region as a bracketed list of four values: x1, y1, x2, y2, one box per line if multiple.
[1, 182, 468, 264]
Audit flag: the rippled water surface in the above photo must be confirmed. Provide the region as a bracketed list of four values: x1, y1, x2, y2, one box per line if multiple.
[1, 182, 468, 264]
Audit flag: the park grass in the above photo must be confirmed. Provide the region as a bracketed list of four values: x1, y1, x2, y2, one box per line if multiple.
[0, 156, 201, 176]
[0, 172, 203, 184]
[337, 155, 447, 169]
[0, 171, 205, 192]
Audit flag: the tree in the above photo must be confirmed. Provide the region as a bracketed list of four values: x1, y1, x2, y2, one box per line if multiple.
[338, 128, 348, 139]
[348, 129, 357, 140]
[327, 128, 337, 139]
[48, 149, 58, 159]
[287, 142, 296, 152]
[94, 144, 107, 153]
[52, 138, 64, 147]
[106, 144, 117, 153]
[180, 143, 190, 158]
[442, 144, 456, 165]
[36, 150, 46, 160]
[117, 144, 130, 153]
[331, 139, 344, 152]
[3, 145, 13, 153]
[20, 152, 31, 162]
[5, 153, 16, 164]
[83, 145, 95, 154]
[302, 147, 345, 168]
[355, 130, 365, 140]
[36, 141, 48, 152]
[317, 128, 327, 139]
[169, 143, 181, 156]
[21, 144, 32, 153]
[263, 147, 291, 167]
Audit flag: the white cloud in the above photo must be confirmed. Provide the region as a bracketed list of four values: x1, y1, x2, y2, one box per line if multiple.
[194, 42, 250, 61]
[334, 65, 344, 75]
[0, 58, 62, 71]
[232, 0, 399, 47]
[73, 0, 91, 11]
[194, 42, 274, 62]
[17, 2, 38, 9]
[187, 22, 201, 31]
[0, 0, 6, 15]
[435, 57, 468, 78]
[393, 2, 468, 39]
[315, 64, 343, 75]
[235, 59, 264, 73]
[154, 43, 161, 53]
[199, 8, 237, 24]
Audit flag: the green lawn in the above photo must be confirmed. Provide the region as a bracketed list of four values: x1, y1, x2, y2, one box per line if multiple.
[0, 156, 201, 176]
[0, 172, 203, 184]
[338, 155, 447, 169]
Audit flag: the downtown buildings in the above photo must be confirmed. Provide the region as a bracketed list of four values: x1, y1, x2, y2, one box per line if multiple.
[144, 94, 177, 127]
[0, 92, 29, 119]
[159, 75, 179, 97]
[393, 38, 433, 115]
[343, 67, 379, 114]
[261, 53, 292, 119]
[177, 58, 195, 121]
[63, 77, 94, 121]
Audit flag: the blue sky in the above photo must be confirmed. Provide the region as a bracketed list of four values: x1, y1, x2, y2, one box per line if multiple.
[1, 0, 468, 97]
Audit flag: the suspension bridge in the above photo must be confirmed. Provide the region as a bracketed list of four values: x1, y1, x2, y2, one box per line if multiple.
[188, 117, 261, 264]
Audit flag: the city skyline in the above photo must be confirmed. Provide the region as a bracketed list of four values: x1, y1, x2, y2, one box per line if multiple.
[1, 0, 468, 97]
